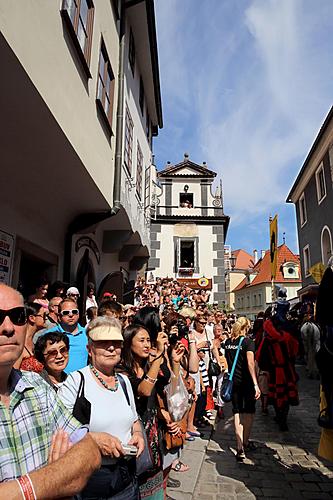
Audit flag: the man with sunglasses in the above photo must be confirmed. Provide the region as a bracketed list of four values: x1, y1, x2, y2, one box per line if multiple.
[44, 299, 87, 373]
[0, 283, 101, 495]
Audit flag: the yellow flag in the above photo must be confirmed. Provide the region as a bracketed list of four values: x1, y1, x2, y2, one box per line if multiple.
[270, 215, 278, 280]
[309, 262, 325, 284]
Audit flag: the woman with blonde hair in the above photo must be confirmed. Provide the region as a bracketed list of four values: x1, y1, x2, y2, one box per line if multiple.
[224, 317, 261, 461]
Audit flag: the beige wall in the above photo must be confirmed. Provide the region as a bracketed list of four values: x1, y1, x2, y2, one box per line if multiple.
[0, 0, 119, 206]
[234, 282, 301, 319]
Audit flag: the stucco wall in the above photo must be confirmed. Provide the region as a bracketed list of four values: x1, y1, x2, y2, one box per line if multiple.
[0, 0, 119, 206]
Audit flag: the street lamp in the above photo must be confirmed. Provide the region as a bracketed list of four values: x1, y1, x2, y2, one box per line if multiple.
[230, 255, 236, 270]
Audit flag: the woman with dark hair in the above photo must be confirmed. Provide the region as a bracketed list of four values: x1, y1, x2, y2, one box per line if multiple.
[28, 279, 49, 311]
[120, 323, 168, 499]
[34, 331, 69, 389]
[14, 302, 46, 373]
[133, 306, 161, 343]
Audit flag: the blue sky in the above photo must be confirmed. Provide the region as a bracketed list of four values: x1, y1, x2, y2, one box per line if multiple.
[154, 0, 333, 256]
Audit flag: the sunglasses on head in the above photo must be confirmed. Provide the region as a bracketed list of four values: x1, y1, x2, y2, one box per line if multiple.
[60, 309, 79, 316]
[0, 307, 27, 326]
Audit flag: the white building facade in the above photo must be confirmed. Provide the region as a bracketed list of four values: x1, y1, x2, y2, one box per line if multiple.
[148, 155, 230, 304]
[0, 0, 162, 304]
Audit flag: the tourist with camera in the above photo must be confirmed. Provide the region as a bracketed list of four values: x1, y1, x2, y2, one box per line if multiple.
[59, 316, 144, 499]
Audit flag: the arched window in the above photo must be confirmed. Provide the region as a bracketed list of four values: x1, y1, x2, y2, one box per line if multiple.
[321, 226, 332, 265]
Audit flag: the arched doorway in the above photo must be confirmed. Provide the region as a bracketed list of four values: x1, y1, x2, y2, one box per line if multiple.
[76, 249, 96, 324]
[321, 226, 332, 265]
[98, 271, 124, 303]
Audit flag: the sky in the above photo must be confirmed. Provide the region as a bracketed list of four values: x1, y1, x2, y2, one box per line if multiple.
[154, 0, 333, 256]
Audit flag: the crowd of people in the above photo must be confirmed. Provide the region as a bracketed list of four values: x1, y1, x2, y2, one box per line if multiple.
[0, 273, 332, 499]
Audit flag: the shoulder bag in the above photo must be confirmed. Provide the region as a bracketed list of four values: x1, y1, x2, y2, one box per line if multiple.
[118, 374, 154, 475]
[221, 336, 244, 403]
[205, 329, 221, 378]
[72, 371, 91, 425]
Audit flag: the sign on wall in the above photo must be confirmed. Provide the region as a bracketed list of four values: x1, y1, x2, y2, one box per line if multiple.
[177, 277, 212, 289]
[0, 230, 15, 285]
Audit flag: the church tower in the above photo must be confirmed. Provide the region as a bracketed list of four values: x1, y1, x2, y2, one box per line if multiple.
[148, 154, 230, 304]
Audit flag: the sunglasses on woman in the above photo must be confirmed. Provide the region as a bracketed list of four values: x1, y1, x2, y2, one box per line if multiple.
[0, 307, 27, 326]
[44, 346, 69, 358]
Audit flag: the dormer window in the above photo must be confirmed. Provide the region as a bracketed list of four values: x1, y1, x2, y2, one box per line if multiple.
[179, 193, 193, 208]
[282, 262, 299, 279]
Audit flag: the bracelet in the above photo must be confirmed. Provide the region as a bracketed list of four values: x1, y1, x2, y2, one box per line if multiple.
[144, 374, 157, 384]
[254, 384, 259, 388]
[17, 475, 37, 500]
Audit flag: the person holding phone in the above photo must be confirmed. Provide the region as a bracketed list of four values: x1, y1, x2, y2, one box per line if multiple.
[59, 317, 145, 499]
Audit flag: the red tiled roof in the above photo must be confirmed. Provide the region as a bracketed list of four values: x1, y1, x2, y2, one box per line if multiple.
[233, 244, 301, 292]
[232, 249, 254, 270]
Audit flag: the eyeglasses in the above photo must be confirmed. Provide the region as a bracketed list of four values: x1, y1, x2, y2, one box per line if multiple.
[0, 307, 27, 326]
[60, 309, 79, 316]
[198, 321, 206, 325]
[35, 314, 47, 320]
[44, 346, 69, 358]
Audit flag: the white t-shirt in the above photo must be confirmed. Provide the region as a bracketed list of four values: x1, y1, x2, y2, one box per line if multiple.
[58, 366, 138, 446]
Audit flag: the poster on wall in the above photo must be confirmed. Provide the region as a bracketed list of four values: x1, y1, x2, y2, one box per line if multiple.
[0, 230, 15, 285]
[146, 270, 156, 284]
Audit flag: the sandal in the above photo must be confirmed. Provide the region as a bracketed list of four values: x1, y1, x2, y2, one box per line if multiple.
[236, 449, 246, 462]
[171, 461, 190, 473]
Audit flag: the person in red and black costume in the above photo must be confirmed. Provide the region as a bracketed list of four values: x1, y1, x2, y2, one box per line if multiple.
[257, 288, 299, 431]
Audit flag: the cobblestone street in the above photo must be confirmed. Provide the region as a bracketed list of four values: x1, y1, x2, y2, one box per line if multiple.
[193, 366, 333, 499]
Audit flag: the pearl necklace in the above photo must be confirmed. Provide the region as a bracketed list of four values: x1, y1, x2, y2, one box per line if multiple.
[89, 364, 119, 392]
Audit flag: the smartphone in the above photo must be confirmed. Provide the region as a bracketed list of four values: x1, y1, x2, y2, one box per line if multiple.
[123, 444, 137, 456]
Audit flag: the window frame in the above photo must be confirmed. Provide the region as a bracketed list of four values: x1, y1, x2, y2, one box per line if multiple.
[96, 38, 115, 135]
[129, 28, 135, 76]
[303, 244, 311, 277]
[136, 142, 143, 199]
[61, 0, 94, 78]
[139, 76, 144, 116]
[315, 162, 327, 205]
[299, 192, 307, 227]
[124, 106, 134, 174]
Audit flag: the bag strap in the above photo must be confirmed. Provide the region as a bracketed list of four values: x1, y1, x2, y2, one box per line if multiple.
[118, 373, 130, 406]
[204, 328, 213, 361]
[77, 370, 85, 397]
[229, 337, 245, 381]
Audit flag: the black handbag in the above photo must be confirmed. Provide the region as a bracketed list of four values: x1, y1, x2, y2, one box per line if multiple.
[318, 407, 333, 429]
[208, 358, 221, 377]
[205, 328, 221, 378]
[72, 371, 91, 425]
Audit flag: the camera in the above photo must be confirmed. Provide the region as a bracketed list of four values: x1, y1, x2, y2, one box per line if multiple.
[168, 320, 189, 346]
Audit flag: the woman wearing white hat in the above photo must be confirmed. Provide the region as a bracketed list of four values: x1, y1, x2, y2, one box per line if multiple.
[59, 316, 144, 499]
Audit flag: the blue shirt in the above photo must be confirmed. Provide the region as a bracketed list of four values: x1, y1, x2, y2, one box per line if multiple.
[43, 323, 88, 373]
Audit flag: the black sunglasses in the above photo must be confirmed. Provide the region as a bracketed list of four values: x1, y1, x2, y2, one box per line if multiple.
[0, 307, 27, 326]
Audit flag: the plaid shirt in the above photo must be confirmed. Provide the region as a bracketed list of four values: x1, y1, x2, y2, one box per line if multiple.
[0, 369, 81, 482]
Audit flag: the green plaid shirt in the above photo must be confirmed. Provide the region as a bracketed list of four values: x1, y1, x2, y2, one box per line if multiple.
[0, 369, 82, 481]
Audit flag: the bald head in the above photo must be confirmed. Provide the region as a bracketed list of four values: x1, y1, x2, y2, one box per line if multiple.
[0, 284, 24, 308]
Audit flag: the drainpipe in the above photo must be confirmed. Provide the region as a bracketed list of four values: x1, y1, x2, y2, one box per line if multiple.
[111, 0, 126, 216]
[63, 0, 127, 281]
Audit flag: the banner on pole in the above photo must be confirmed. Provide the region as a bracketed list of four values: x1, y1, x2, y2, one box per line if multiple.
[270, 215, 278, 280]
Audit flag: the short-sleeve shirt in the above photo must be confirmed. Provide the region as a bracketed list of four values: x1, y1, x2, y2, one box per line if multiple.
[59, 366, 137, 446]
[224, 336, 255, 385]
[0, 370, 82, 481]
